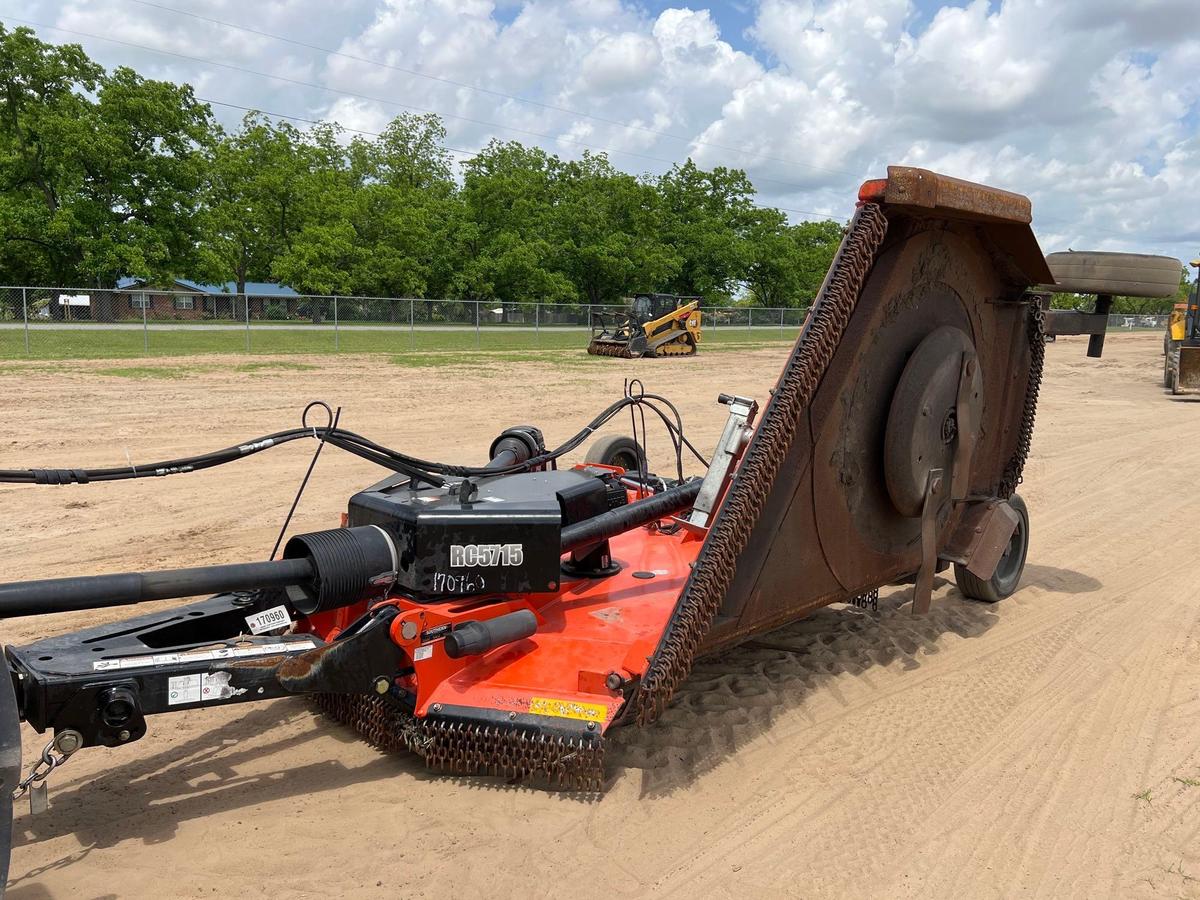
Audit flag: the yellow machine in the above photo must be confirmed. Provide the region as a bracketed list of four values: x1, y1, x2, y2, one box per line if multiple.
[587, 293, 703, 358]
[1164, 260, 1200, 394]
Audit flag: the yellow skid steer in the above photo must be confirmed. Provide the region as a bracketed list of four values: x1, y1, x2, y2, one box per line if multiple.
[587, 293, 702, 358]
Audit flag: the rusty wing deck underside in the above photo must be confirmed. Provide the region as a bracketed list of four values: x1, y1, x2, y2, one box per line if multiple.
[633, 168, 1051, 726]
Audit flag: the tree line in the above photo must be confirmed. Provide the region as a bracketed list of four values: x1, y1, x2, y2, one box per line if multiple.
[0, 24, 843, 307]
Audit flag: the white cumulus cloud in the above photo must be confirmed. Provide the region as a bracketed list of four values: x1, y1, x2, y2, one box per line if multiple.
[9, 0, 1200, 261]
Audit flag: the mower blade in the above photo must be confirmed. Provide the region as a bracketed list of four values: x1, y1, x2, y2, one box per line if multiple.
[0, 664, 22, 891]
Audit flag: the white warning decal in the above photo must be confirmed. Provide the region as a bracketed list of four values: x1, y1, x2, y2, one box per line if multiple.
[93, 640, 317, 671]
[245, 604, 291, 635]
[167, 671, 248, 706]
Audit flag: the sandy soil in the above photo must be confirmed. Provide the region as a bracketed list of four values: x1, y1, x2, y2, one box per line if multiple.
[2, 333, 1199, 899]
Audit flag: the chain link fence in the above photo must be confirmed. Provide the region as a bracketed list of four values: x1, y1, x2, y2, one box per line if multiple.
[0, 286, 816, 357]
[0, 286, 1168, 358]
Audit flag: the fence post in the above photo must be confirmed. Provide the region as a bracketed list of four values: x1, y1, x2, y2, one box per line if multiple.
[780, 306, 785, 336]
[475, 301, 480, 349]
[409, 298, 415, 352]
[747, 307, 752, 329]
[21, 287, 29, 355]
[333, 296, 339, 352]
[142, 299, 149, 355]
[535, 302, 539, 346]
[243, 293, 250, 353]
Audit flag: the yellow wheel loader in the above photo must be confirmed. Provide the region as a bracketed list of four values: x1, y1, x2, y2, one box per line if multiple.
[587, 293, 702, 358]
[1164, 260, 1200, 395]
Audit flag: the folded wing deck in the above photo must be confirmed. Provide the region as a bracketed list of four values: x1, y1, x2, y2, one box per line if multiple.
[630, 168, 1051, 725]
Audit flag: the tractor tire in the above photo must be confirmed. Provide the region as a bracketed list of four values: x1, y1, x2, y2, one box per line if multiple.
[954, 495, 1030, 603]
[1042, 251, 1181, 298]
[584, 435, 646, 472]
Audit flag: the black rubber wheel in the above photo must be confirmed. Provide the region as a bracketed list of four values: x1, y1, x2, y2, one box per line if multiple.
[1042, 251, 1181, 298]
[584, 435, 646, 472]
[954, 494, 1029, 602]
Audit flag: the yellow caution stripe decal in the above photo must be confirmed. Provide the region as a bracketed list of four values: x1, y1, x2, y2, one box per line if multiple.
[529, 696, 607, 723]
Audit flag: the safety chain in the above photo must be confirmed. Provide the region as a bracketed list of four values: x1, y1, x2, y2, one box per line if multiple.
[12, 731, 81, 802]
[849, 589, 880, 612]
[998, 295, 1046, 499]
[313, 692, 605, 792]
[633, 202, 890, 726]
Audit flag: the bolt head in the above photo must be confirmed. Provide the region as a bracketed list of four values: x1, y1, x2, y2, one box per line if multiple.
[605, 672, 623, 691]
[586, 721, 597, 731]
[117, 729, 131, 742]
[373, 676, 391, 695]
[54, 731, 81, 754]
[431, 703, 442, 713]
[400, 620, 418, 641]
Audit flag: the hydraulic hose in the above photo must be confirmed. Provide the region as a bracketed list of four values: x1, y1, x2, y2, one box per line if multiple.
[560, 479, 702, 554]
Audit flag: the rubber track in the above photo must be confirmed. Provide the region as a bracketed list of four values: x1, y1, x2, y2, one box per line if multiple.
[632, 202, 889, 725]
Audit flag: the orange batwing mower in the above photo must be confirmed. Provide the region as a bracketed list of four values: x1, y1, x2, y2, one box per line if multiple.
[0, 168, 1113, 882]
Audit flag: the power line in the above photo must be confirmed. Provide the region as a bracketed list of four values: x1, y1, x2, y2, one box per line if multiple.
[199, 96, 844, 224]
[6, 15, 844, 200]
[126, 1, 1186, 243]
[196, 97, 480, 157]
[124, 0, 864, 182]
[7, 16, 847, 222]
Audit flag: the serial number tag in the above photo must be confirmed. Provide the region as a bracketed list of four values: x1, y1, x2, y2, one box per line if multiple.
[245, 604, 291, 635]
[529, 696, 607, 723]
[450, 543, 524, 567]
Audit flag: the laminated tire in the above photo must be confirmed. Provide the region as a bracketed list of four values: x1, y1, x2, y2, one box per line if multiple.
[1042, 251, 1181, 298]
[584, 435, 645, 471]
[954, 495, 1029, 602]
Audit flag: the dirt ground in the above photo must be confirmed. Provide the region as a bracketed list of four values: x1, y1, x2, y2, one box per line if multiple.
[2, 332, 1198, 899]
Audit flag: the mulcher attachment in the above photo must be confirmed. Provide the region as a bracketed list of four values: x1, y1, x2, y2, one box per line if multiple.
[586, 338, 640, 358]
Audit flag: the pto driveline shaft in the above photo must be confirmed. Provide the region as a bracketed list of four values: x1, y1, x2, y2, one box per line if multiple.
[0, 558, 315, 618]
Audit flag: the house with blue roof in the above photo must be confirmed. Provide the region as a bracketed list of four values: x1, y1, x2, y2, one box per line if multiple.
[114, 278, 300, 321]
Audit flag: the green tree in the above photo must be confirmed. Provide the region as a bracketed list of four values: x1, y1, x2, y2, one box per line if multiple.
[0, 25, 213, 296]
[454, 141, 574, 304]
[198, 114, 321, 296]
[272, 114, 462, 310]
[550, 152, 679, 304]
[744, 216, 844, 308]
[654, 160, 759, 302]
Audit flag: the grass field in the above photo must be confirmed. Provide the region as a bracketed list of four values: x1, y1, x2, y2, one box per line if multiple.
[0, 325, 801, 359]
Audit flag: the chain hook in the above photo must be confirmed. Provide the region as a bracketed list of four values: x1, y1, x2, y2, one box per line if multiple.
[12, 730, 82, 806]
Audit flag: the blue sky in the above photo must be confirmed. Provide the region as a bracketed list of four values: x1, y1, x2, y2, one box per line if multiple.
[5, 0, 1199, 262]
